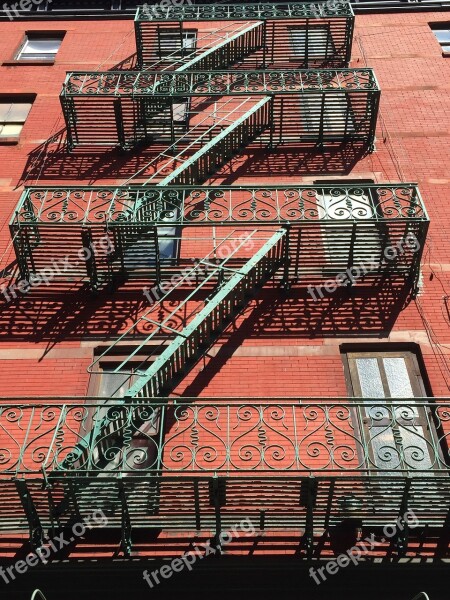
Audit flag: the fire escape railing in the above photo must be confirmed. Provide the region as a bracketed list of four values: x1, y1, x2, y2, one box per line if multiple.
[10, 183, 429, 291]
[1, 399, 449, 554]
[60, 68, 379, 151]
[134, 2, 354, 69]
[2, 400, 449, 476]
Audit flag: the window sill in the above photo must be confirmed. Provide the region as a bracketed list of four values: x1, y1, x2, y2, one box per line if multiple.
[0, 137, 19, 145]
[442, 51, 450, 57]
[2, 59, 55, 66]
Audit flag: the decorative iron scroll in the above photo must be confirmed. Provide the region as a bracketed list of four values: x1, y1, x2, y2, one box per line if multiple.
[135, 2, 354, 22]
[61, 69, 378, 97]
[11, 185, 428, 227]
[0, 401, 448, 476]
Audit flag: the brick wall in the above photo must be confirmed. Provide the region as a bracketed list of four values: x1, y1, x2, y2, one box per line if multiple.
[0, 12, 449, 398]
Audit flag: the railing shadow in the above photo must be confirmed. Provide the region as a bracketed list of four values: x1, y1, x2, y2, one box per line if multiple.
[212, 140, 370, 183]
[0, 274, 413, 347]
[18, 131, 172, 185]
[19, 134, 369, 186]
[178, 274, 415, 396]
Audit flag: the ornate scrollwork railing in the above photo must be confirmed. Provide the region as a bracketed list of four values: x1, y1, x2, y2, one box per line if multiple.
[135, 2, 354, 22]
[61, 69, 378, 98]
[1, 400, 448, 476]
[11, 184, 428, 228]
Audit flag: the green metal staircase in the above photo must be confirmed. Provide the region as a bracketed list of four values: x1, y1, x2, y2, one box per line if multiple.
[175, 22, 266, 72]
[126, 227, 287, 398]
[156, 96, 273, 185]
[136, 19, 266, 70]
[51, 228, 288, 478]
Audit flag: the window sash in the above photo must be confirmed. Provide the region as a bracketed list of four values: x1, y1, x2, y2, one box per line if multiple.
[0, 102, 32, 138]
[289, 26, 335, 59]
[434, 29, 450, 44]
[17, 36, 62, 60]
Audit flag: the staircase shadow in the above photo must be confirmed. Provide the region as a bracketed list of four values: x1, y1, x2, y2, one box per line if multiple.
[212, 140, 369, 183]
[178, 274, 415, 396]
[18, 129, 174, 185]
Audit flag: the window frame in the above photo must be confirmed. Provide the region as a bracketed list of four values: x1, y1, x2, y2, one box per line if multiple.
[430, 23, 450, 57]
[340, 345, 447, 474]
[9, 31, 65, 65]
[156, 27, 197, 60]
[344, 349, 427, 398]
[0, 94, 35, 144]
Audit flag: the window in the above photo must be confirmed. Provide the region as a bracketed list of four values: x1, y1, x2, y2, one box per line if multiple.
[343, 348, 441, 473]
[87, 361, 162, 473]
[289, 26, 335, 61]
[345, 350, 427, 398]
[313, 180, 382, 275]
[157, 28, 197, 59]
[431, 25, 450, 55]
[16, 33, 64, 62]
[0, 99, 33, 142]
[300, 93, 356, 139]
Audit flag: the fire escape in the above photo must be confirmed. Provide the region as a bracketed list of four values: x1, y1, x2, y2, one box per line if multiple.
[3, 2, 447, 562]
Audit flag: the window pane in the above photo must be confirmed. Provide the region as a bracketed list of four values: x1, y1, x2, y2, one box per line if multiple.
[173, 101, 188, 123]
[434, 29, 450, 43]
[97, 372, 132, 398]
[0, 103, 13, 121]
[383, 357, 414, 397]
[158, 30, 196, 56]
[442, 45, 450, 52]
[290, 27, 335, 58]
[0, 123, 23, 137]
[356, 357, 385, 397]
[22, 38, 62, 54]
[370, 426, 402, 470]
[182, 33, 196, 50]
[5, 103, 32, 123]
[401, 425, 434, 470]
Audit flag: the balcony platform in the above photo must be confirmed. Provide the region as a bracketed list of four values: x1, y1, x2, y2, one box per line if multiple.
[0, 399, 449, 554]
[60, 69, 379, 151]
[10, 183, 429, 291]
[134, 2, 354, 70]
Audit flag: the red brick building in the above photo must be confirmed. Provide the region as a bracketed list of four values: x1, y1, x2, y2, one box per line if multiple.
[0, 2, 449, 599]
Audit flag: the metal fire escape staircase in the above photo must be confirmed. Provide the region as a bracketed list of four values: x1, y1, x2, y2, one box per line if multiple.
[153, 97, 273, 186]
[52, 229, 288, 478]
[62, 20, 266, 151]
